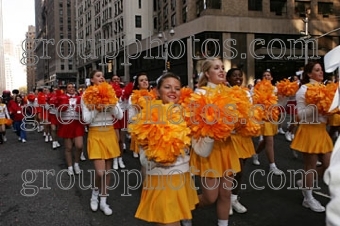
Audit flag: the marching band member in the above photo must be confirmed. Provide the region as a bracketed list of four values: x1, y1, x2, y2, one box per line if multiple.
[57, 83, 84, 176]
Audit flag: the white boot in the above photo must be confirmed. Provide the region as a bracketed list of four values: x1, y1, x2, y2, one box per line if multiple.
[113, 158, 118, 170]
[80, 152, 86, 161]
[118, 157, 125, 169]
[252, 154, 260, 166]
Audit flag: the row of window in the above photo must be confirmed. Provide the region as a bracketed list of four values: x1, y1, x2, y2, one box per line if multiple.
[249, 0, 334, 16]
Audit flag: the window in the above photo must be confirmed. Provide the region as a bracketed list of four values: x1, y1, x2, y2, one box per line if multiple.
[248, 0, 262, 11]
[171, 14, 176, 27]
[196, 0, 204, 16]
[135, 15, 142, 28]
[182, 7, 187, 23]
[69, 65, 73, 70]
[171, 0, 176, 10]
[153, 17, 158, 30]
[270, 0, 287, 15]
[164, 5, 168, 20]
[318, 2, 333, 16]
[138, 0, 141, 8]
[61, 65, 65, 70]
[206, 0, 221, 9]
[136, 34, 142, 41]
[295, 1, 311, 17]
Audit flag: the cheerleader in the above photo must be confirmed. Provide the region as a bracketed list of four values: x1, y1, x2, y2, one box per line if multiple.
[48, 88, 61, 149]
[0, 97, 10, 144]
[285, 75, 300, 143]
[134, 73, 198, 226]
[81, 70, 123, 216]
[37, 87, 52, 141]
[111, 75, 127, 169]
[226, 68, 256, 215]
[252, 70, 283, 175]
[190, 58, 240, 226]
[57, 83, 84, 176]
[128, 72, 150, 158]
[290, 62, 333, 212]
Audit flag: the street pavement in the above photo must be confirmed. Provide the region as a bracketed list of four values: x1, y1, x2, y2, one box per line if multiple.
[0, 124, 329, 226]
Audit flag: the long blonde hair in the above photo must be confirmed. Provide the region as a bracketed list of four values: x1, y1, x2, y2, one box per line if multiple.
[197, 58, 222, 88]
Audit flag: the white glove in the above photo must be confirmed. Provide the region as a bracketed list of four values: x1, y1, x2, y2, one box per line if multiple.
[192, 136, 215, 157]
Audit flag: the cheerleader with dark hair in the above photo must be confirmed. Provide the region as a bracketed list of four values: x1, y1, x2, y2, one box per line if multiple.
[110, 75, 133, 169]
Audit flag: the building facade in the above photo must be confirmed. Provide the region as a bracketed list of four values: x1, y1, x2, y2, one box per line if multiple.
[34, 0, 77, 88]
[3, 39, 27, 92]
[35, 0, 340, 89]
[75, 0, 154, 86]
[126, 0, 340, 86]
[26, 25, 36, 92]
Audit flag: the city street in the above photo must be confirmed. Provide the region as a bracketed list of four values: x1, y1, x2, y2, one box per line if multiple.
[0, 125, 329, 226]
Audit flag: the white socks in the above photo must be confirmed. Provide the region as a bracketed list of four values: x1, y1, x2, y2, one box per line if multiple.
[269, 163, 277, 169]
[181, 219, 192, 226]
[302, 189, 313, 200]
[217, 219, 229, 226]
[91, 189, 99, 199]
[231, 194, 238, 202]
[100, 196, 107, 206]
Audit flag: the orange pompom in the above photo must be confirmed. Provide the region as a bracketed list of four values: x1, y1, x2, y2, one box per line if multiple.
[276, 79, 299, 97]
[178, 87, 194, 106]
[131, 89, 156, 109]
[128, 102, 191, 164]
[184, 85, 238, 140]
[253, 80, 279, 121]
[82, 82, 118, 111]
[305, 82, 338, 115]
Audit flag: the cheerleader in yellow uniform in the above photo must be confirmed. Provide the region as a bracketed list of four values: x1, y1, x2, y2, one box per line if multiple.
[0, 97, 10, 144]
[290, 62, 333, 212]
[252, 70, 283, 176]
[190, 58, 240, 226]
[81, 69, 123, 216]
[128, 72, 150, 158]
[226, 68, 257, 215]
[133, 73, 198, 226]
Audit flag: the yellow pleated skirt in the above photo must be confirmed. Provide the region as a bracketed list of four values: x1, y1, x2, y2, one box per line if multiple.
[231, 134, 255, 159]
[135, 172, 198, 224]
[87, 126, 120, 160]
[0, 118, 6, 124]
[290, 123, 333, 154]
[190, 137, 241, 178]
[328, 114, 340, 126]
[130, 135, 139, 153]
[261, 121, 278, 136]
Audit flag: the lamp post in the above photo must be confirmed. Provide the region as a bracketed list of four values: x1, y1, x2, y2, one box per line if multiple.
[302, 8, 311, 65]
[158, 28, 175, 73]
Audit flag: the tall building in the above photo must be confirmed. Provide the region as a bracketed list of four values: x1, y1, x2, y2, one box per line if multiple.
[76, 0, 153, 85]
[35, 0, 49, 87]
[3, 39, 27, 91]
[34, 0, 77, 87]
[125, 0, 340, 87]
[26, 25, 36, 92]
[0, 0, 5, 91]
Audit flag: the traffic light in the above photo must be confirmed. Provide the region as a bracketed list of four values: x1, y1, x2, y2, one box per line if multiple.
[166, 61, 170, 70]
